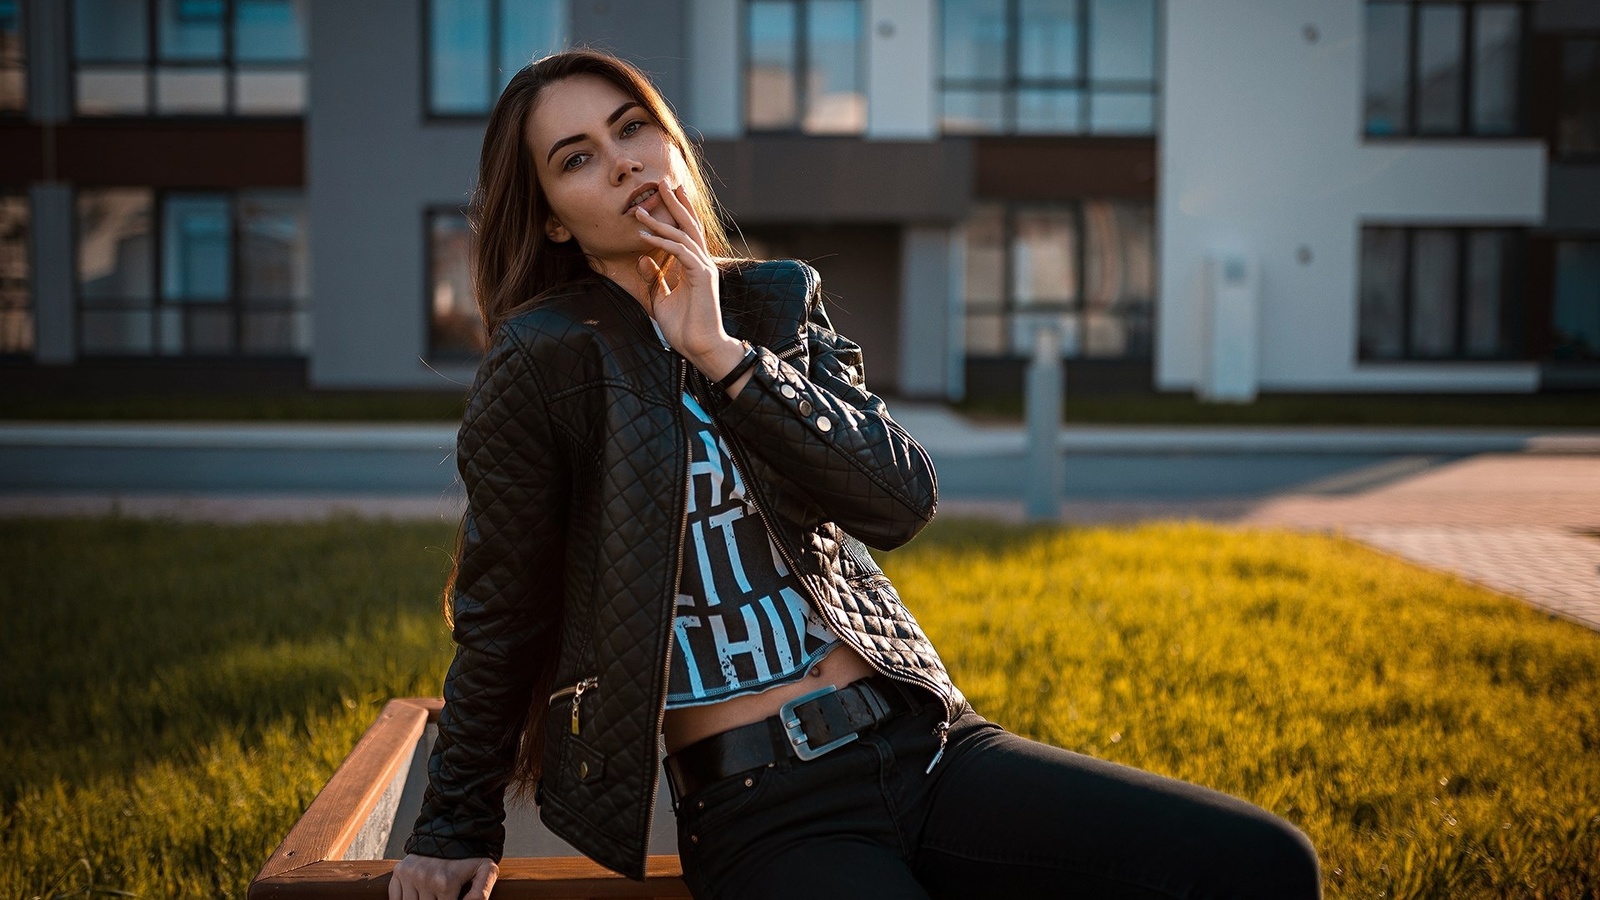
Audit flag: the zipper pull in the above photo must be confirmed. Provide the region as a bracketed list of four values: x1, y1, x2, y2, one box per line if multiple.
[570, 677, 597, 735]
[925, 720, 950, 774]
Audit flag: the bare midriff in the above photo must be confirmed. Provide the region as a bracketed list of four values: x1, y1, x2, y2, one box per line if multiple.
[660, 641, 879, 755]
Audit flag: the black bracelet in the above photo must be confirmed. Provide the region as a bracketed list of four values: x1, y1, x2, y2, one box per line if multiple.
[707, 341, 760, 393]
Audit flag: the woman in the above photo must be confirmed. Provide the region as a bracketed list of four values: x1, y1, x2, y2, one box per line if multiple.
[391, 49, 1322, 900]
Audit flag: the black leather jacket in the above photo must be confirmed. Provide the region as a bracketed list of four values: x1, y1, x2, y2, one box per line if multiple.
[404, 259, 964, 880]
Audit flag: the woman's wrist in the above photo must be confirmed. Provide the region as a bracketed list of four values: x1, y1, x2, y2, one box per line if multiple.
[693, 337, 758, 398]
[691, 337, 748, 381]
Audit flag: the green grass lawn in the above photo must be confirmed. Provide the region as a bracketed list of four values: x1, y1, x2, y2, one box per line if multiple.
[1, 517, 1596, 898]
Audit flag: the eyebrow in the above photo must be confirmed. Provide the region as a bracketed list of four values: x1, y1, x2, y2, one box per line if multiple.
[545, 101, 644, 164]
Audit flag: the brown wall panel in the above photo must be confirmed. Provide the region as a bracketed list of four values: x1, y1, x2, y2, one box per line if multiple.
[701, 137, 973, 224]
[975, 137, 1157, 201]
[55, 122, 304, 187]
[0, 124, 45, 182]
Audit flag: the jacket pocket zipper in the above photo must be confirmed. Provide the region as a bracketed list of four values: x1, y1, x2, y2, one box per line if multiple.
[550, 676, 599, 735]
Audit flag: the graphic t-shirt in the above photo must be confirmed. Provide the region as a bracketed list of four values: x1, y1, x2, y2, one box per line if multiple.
[664, 388, 842, 708]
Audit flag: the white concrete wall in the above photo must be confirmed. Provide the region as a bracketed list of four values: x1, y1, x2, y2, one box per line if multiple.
[1158, 0, 1545, 393]
[898, 225, 961, 398]
[866, 0, 936, 140]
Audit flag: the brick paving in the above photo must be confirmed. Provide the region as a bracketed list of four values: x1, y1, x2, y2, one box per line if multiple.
[1248, 454, 1600, 631]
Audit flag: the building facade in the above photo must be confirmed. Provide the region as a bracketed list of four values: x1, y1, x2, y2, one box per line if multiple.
[0, 0, 1596, 399]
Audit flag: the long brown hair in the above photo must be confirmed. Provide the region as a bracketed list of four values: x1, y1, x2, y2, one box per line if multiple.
[444, 48, 743, 804]
[470, 47, 741, 337]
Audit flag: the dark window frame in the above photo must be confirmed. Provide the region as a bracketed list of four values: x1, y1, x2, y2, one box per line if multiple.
[1356, 222, 1528, 363]
[421, 0, 568, 121]
[937, 0, 1163, 136]
[1362, 0, 1533, 141]
[963, 199, 1155, 361]
[741, 0, 867, 136]
[423, 204, 484, 362]
[73, 185, 308, 359]
[1556, 34, 1600, 164]
[0, 0, 27, 117]
[0, 189, 32, 358]
[1548, 234, 1600, 360]
[68, 0, 306, 121]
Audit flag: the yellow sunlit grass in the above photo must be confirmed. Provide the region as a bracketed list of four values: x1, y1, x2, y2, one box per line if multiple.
[1, 516, 1596, 898]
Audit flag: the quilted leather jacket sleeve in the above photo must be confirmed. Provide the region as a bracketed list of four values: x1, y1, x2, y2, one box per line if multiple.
[715, 285, 937, 551]
[405, 328, 568, 862]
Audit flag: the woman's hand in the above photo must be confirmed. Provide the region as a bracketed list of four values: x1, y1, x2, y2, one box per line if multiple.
[389, 853, 498, 900]
[634, 183, 751, 395]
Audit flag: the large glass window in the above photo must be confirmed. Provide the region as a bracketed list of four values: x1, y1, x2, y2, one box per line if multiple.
[427, 209, 483, 360]
[1552, 241, 1600, 360]
[1559, 39, 1600, 160]
[1362, 1, 1525, 138]
[961, 199, 1154, 359]
[1357, 224, 1523, 361]
[76, 187, 309, 356]
[0, 193, 29, 356]
[0, 0, 24, 114]
[71, 0, 307, 116]
[746, 0, 864, 134]
[940, 0, 1158, 135]
[427, 0, 567, 116]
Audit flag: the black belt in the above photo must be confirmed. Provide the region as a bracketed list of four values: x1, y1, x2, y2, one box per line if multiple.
[663, 675, 916, 807]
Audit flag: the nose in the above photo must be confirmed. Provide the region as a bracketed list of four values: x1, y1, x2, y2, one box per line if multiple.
[612, 148, 643, 184]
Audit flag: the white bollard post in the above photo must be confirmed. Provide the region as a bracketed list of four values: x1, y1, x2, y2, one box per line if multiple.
[1025, 319, 1063, 521]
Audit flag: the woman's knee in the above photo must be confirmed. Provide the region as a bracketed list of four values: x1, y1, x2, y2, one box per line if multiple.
[1238, 810, 1322, 899]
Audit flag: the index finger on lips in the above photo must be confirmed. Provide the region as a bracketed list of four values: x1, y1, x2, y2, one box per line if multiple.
[635, 209, 710, 268]
[661, 182, 705, 241]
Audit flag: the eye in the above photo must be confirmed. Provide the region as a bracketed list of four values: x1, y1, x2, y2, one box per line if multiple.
[621, 119, 647, 137]
[561, 152, 589, 171]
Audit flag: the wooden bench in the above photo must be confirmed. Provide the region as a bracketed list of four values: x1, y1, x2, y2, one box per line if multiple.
[250, 698, 690, 899]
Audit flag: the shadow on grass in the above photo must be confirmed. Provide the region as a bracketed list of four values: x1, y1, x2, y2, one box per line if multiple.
[0, 516, 459, 801]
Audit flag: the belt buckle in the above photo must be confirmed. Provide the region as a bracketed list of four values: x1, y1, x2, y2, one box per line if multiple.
[779, 685, 858, 761]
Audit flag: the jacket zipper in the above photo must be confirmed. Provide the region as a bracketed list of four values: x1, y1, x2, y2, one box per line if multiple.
[644, 351, 690, 834]
[550, 676, 600, 735]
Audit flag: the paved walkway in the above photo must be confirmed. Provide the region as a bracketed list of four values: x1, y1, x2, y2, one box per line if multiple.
[4, 415, 1598, 632]
[1241, 454, 1600, 632]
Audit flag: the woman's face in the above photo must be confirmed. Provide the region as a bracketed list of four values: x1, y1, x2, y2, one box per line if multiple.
[524, 73, 693, 274]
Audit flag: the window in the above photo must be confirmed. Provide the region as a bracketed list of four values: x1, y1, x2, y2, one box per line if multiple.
[745, 0, 864, 134]
[1362, 1, 1526, 138]
[75, 187, 309, 356]
[1559, 39, 1600, 160]
[0, 193, 29, 356]
[427, 0, 567, 116]
[940, 0, 1159, 135]
[1357, 225, 1524, 361]
[962, 199, 1154, 358]
[71, 0, 307, 116]
[1552, 240, 1600, 360]
[0, 0, 23, 114]
[426, 208, 484, 359]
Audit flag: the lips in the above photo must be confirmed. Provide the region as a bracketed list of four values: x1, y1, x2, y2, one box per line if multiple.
[623, 183, 660, 215]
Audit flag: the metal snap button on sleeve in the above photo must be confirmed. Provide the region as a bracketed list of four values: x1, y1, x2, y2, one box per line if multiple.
[817, 416, 832, 432]
[798, 399, 813, 416]
[780, 383, 798, 399]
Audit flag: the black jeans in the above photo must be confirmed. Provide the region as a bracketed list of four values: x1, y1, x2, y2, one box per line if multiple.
[673, 686, 1322, 900]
